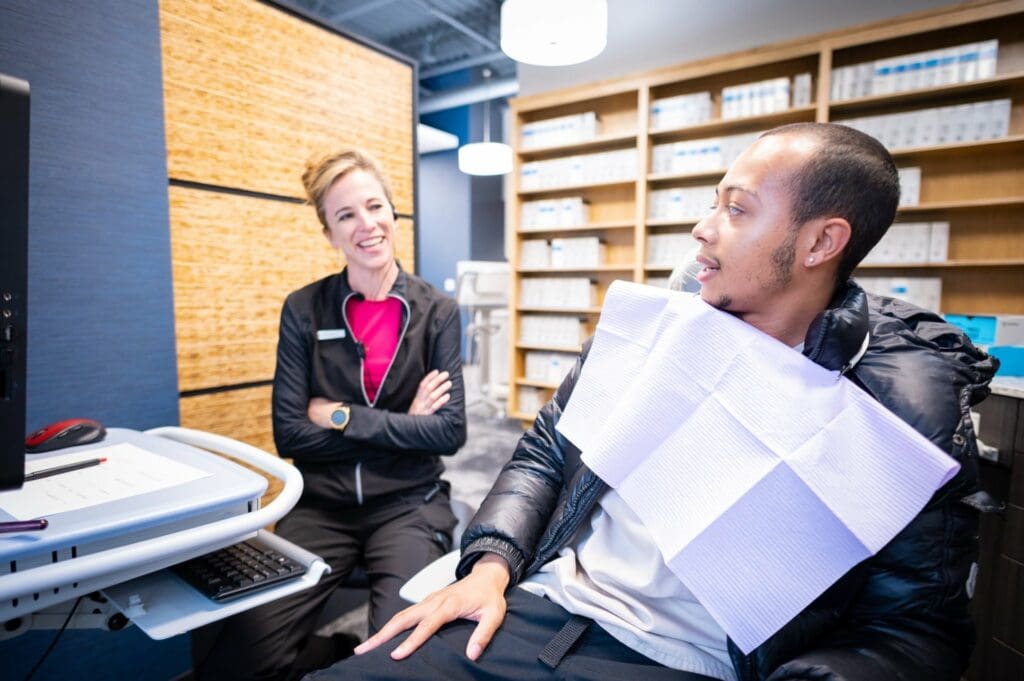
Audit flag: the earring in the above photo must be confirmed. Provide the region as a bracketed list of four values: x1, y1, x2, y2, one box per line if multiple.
[808, 257, 815, 264]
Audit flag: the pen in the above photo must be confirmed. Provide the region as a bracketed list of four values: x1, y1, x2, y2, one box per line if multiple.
[0, 519, 48, 533]
[24, 457, 107, 482]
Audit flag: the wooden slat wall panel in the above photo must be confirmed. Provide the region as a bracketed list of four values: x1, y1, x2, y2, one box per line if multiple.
[179, 386, 283, 504]
[169, 186, 341, 392]
[160, 0, 413, 210]
[160, 0, 415, 455]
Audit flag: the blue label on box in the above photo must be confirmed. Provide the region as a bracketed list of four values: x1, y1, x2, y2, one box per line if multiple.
[944, 314, 997, 346]
[991, 346, 1024, 376]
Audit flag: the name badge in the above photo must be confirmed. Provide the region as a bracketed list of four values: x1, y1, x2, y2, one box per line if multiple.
[316, 328, 347, 341]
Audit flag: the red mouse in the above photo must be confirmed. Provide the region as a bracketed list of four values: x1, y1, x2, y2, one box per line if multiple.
[25, 418, 106, 453]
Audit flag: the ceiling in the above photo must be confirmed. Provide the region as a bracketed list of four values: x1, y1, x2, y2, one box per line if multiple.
[285, 0, 514, 97]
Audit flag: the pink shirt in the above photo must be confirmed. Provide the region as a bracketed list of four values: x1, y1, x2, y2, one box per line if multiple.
[345, 296, 403, 404]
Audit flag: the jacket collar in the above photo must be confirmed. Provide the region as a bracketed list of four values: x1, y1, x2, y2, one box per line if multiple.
[335, 262, 409, 302]
[801, 281, 869, 373]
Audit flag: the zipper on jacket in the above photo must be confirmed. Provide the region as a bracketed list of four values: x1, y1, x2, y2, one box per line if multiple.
[530, 474, 602, 571]
[355, 461, 364, 505]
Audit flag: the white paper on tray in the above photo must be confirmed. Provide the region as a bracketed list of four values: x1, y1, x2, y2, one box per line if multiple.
[557, 281, 959, 653]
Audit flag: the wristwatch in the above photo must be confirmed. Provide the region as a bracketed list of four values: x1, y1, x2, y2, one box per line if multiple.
[329, 403, 351, 431]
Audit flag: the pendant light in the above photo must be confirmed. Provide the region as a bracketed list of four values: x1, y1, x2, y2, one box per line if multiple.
[500, 0, 608, 66]
[457, 70, 513, 176]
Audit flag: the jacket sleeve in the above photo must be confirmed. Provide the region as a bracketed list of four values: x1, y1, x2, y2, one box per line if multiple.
[272, 296, 367, 462]
[765, 499, 977, 681]
[343, 300, 467, 455]
[456, 341, 590, 584]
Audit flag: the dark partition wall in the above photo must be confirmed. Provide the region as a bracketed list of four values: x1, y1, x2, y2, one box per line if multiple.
[0, 1, 184, 678]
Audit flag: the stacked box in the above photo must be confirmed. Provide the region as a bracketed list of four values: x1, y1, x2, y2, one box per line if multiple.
[840, 98, 1010, 149]
[857, 276, 943, 312]
[524, 351, 578, 384]
[722, 77, 790, 119]
[650, 131, 760, 175]
[520, 278, 596, 309]
[792, 73, 813, 107]
[517, 386, 545, 414]
[650, 91, 713, 130]
[897, 167, 921, 206]
[550, 237, 605, 268]
[831, 40, 999, 101]
[520, 112, 598, 149]
[521, 197, 590, 229]
[862, 222, 950, 264]
[648, 185, 717, 221]
[520, 149, 637, 191]
[519, 315, 585, 347]
[519, 239, 551, 268]
[647, 232, 699, 267]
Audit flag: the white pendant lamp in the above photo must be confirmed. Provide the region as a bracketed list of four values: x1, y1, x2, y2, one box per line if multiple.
[458, 70, 513, 176]
[500, 0, 608, 66]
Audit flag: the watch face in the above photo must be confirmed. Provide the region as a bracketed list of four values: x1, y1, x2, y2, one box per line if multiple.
[330, 408, 348, 427]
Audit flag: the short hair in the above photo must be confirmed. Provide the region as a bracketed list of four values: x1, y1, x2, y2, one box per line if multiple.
[301, 149, 395, 229]
[760, 123, 899, 283]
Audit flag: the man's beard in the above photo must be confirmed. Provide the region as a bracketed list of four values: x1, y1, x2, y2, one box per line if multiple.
[708, 230, 798, 312]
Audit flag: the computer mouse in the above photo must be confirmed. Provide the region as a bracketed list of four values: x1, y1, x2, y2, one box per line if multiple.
[25, 418, 106, 453]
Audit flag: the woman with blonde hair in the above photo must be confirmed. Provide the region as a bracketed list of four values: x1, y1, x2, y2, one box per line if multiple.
[198, 149, 466, 681]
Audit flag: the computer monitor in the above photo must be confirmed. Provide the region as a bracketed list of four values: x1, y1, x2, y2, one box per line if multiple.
[0, 73, 30, 491]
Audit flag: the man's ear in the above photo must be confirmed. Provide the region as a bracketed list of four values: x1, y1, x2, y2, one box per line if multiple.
[804, 217, 851, 268]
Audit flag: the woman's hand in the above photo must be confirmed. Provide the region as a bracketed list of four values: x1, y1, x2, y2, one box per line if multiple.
[407, 370, 452, 415]
[306, 396, 337, 429]
[354, 554, 510, 661]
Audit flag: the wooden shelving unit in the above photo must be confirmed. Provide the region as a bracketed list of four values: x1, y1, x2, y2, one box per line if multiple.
[506, 1, 1024, 444]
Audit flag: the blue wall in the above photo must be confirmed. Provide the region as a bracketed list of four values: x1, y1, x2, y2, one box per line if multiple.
[0, 0, 186, 678]
[418, 149, 472, 293]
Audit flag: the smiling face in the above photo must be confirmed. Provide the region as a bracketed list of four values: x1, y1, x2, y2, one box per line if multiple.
[321, 169, 396, 275]
[691, 133, 818, 318]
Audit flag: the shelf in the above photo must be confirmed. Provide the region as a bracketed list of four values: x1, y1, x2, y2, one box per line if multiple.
[507, 2, 1024, 416]
[517, 306, 602, 314]
[509, 410, 538, 422]
[897, 197, 1024, 213]
[649, 105, 818, 140]
[646, 217, 702, 227]
[516, 343, 583, 353]
[515, 378, 562, 389]
[829, 72, 1024, 114]
[518, 131, 638, 159]
[518, 221, 634, 234]
[517, 265, 634, 274]
[889, 135, 1024, 159]
[517, 178, 636, 196]
[648, 168, 726, 183]
[857, 259, 1024, 269]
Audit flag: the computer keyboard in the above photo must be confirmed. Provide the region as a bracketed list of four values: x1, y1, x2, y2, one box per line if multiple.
[171, 539, 306, 602]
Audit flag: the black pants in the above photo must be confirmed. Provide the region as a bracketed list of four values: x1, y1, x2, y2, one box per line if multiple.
[194, 482, 457, 681]
[305, 588, 719, 681]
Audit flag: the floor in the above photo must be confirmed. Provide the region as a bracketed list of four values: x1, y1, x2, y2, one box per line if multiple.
[442, 363, 526, 514]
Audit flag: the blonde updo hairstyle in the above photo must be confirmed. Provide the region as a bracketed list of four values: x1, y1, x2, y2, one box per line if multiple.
[301, 149, 395, 229]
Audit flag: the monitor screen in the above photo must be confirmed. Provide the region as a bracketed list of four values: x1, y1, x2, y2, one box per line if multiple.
[0, 73, 30, 491]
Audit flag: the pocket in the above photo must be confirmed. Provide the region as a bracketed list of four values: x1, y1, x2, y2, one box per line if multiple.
[418, 484, 458, 553]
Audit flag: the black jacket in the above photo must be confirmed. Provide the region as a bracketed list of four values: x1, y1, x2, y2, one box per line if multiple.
[272, 267, 466, 506]
[458, 282, 997, 681]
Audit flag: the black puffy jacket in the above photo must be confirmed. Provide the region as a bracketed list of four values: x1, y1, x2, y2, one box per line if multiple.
[272, 267, 466, 507]
[458, 282, 997, 681]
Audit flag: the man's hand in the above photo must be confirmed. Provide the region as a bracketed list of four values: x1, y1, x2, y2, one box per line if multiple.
[354, 554, 511, 661]
[307, 396, 337, 429]
[407, 370, 452, 415]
